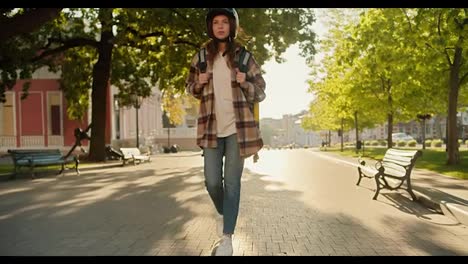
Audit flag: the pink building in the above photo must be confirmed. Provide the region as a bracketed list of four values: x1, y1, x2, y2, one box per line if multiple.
[0, 79, 92, 151]
[1, 68, 197, 153]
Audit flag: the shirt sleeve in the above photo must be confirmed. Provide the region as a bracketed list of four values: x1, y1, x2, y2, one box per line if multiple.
[239, 53, 266, 104]
[185, 52, 205, 100]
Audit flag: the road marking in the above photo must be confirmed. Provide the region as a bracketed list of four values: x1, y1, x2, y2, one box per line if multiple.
[306, 151, 358, 168]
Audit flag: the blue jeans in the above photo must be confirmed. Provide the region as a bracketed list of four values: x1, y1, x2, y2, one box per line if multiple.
[203, 133, 244, 234]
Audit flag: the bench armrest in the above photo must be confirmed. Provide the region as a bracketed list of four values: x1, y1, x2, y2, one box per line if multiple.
[358, 156, 366, 166]
[375, 160, 384, 173]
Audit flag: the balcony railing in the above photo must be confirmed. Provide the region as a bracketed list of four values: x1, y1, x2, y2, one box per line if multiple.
[0, 136, 16, 148]
[154, 127, 197, 139]
[20, 136, 44, 147]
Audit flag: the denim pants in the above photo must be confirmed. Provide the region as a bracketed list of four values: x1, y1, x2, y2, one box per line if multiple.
[203, 133, 244, 234]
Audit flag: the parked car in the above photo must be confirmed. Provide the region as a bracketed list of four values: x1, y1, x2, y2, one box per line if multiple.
[392, 132, 415, 142]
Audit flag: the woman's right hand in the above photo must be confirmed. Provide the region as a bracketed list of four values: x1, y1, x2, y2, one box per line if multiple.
[199, 73, 209, 85]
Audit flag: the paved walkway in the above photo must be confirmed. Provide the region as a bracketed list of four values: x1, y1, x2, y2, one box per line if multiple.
[0, 150, 466, 256]
[313, 149, 468, 226]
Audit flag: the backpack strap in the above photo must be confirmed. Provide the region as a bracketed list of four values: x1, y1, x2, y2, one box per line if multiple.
[238, 47, 251, 73]
[198, 47, 207, 73]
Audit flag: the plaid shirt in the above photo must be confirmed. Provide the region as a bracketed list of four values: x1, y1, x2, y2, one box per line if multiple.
[185, 45, 266, 158]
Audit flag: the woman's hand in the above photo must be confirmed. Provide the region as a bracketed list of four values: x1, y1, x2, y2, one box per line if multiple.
[199, 73, 209, 85]
[235, 68, 246, 85]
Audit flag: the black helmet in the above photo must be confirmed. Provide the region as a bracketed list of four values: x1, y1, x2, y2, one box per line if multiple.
[206, 8, 239, 40]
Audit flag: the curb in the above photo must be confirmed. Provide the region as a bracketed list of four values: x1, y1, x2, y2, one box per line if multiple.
[441, 202, 468, 226]
[414, 190, 468, 226]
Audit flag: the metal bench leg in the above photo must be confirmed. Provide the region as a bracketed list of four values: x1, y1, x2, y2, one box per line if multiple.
[75, 158, 80, 175]
[11, 165, 18, 179]
[59, 164, 65, 175]
[373, 175, 382, 200]
[406, 177, 417, 201]
[356, 167, 363, 186]
[30, 165, 35, 179]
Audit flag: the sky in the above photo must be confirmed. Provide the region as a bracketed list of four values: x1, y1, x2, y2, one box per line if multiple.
[260, 10, 328, 119]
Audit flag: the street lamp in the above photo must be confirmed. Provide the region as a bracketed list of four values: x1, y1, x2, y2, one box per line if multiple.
[162, 111, 173, 153]
[417, 113, 432, 150]
[131, 94, 143, 148]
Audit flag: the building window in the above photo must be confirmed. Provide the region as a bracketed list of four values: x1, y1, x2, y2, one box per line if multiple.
[48, 93, 61, 136]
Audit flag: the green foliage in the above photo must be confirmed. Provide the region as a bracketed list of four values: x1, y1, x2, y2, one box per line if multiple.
[396, 141, 407, 147]
[407, 140, 417, 147]
[432, 139, 443, 147]
[1, 8, 318, 120]
[306, 8, 467, 159]
[425, 139, 432, 147]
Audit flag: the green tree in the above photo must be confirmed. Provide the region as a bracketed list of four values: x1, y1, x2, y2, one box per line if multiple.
[1, 8, 317, 161]
[304, 8, 378, 143]
[410, 8, 468, 164]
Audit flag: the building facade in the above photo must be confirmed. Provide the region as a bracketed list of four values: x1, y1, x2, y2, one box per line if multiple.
[0, 68, 91, 152]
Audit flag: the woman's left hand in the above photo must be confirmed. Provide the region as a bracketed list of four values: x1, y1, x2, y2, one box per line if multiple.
[235, 68, 246, 85]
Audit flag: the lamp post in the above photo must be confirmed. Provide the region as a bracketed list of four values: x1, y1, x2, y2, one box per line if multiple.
[162, 111, 172, 153]
[131, 94, 143, 148]
[417, 114, 432, 150]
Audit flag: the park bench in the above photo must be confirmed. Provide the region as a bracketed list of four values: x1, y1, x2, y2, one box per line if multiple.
[105, 145, 124, 161]
[356, 148, 422, 201]
[119, 147, 151, 166]
[7, 149, 79, 179]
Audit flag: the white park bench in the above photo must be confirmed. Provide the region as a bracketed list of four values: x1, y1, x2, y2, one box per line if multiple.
[119, 147, 151, 166]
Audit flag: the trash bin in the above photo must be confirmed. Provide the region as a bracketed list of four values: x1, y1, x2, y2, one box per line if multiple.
[356, 140, 362, 150]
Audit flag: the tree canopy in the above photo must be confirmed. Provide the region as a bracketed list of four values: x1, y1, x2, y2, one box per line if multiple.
[0, 8, 318, 161]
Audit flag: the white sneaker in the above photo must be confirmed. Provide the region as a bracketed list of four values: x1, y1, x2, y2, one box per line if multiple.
[216, 215, 223, 237]
[215, 235, 233, 256]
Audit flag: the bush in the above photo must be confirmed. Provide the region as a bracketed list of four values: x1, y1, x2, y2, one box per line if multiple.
[371, 140, 379, 146]
[397, 141, 406, 147]
[432, 139, 443, 147]
[379, 140, 387, 146]
[407, 140, 417, 147]
[425, 140, 432, 147]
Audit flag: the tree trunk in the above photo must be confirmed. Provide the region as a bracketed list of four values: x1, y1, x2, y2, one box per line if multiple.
[340, 118, 344, 152]
[88, 8, 114, 162]
[387, 113, 393, 149]
[387, 92, 394, 149]
[434, 115, 443, 139]
[422, 118, 426, 150]
[446, 45, 462, 165]
[354, 111, 359, 153]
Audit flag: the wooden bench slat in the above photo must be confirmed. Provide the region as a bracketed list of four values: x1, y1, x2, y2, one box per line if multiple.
[8, 149, 79, 179]
[386, 148, 419, 157]
[384, 153, 413, 162]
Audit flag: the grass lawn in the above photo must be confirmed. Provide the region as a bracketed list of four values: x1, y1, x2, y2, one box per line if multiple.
[325, 147, 468, 180]
[0, 161, 117, 177]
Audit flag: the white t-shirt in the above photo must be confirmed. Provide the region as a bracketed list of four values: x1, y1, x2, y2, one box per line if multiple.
[213, 53, 237, 137]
